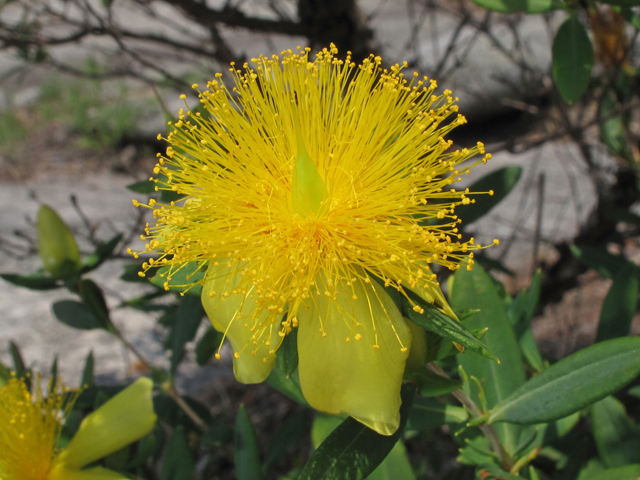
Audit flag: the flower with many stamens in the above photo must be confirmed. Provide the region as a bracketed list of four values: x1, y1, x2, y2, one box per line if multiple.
[0, 375, 156, 480]
[133, 45, 496, 435]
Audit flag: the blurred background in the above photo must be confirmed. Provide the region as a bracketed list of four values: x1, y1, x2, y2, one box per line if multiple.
[0, 0, 639, 477]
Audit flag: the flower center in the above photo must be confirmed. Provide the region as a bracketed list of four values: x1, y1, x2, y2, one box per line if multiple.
[291, 117, 328, 218]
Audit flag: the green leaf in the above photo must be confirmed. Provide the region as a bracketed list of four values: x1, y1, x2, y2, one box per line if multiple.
[150, 261, 206, 296]
[601, 0, 640, 6]
[552, 15, 594, 104]
[488, 337, 640, 425]
[276, 323, 299, 378]
[583, 464, 640, 480]
[52, 300, 101, 330]
[423, 332, 454, 363]
[571, 245, 630, 280]
[471, 0, 561, 13]
[263, 409, 309, 471]
[476, 464, 523, 480]
[49, 356, 58, 393]
[404, 294, 498, 362]
[457, 435, 495, 466]
[0, 361, 10, 388]
[36, 204, 82, 278]
[591, 396, 640, 468]
[616, 6, 640, 29]
[456, 166, 522, 226]
[406, 397, 468, 431]
[311, 413, 344, 449]
[235, 405, 263, 480]
[127, 432, 156, 469]
[368, 440, 416, 480]
[121, 262, 159, 283]
[127, 178, 156, 194]
[78, 279, 114, 331]
[81, 233, 123, 274]
[510, 272, 545, 372]
[600, 91, 630, 159]
[81, 350, 95, 387]
[195, 326, 223, 366]
[161, 426, 195, 480]
[0, 273, 59, 290]
[170, 295, 205, 374]
[450, 263, 526, 454]
[201, 424, 234, 446]
[404, 368, 463, 397]
[297, 384, 415, 480]
[629, 385, 640, 398]
[596, 262, 638, 342]
[266, 367, 309, 406]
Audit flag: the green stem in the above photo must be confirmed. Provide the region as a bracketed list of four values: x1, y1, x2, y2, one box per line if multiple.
[427, 362, 514, 470]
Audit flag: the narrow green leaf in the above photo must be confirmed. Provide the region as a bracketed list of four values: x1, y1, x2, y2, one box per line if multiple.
[456, 166, 522, 226]
[36, 204, 82, 278]
[616, 6, 640, 29]
[404, 294, 497, 362]
[81, 233, 123, 273]
[297, 384, 415, 480]
[585, 464, 640, 480]
[170, 295, 205, 374]
[49, 356, 58, 394]
[276, 323, 299, 378]
[570, 245, 629, 280]
[311, 413, 344, 449]
[406, 397, 467, 431]
[450, 263, 526, 454]
[471, 0, 560, 13]
[127, 432, 156, 469]
[161, 426, 195, 480]
[489, 337, 640, 425]
[601, 0, 640, 6]
[127, 178, 156, 194]
[596, 262, 638, 342]
[404, 368, 463, 397]
[600, 92, 630, 159]
[529, 466, 541, 480]
[9, 341, 28, 386]
[79, 279, 114, 331]
[201, 424, 233, 446]
[52, 300, 101, 330]
[263, 409, 309, 471]
[0, 273, 59, 290]
[195, 326, 223, 366]
[629, 385, 640, 398]
[457, 435, 495, 466]
[423, 332, 454, 363]
[266, 368, 309, 406]
[368, 440, 416, 480]
[150, 261, 206, 296]
[476, 464, 523, 480]
[235, 405, 263, 480]
[121, 263, 159, 283]
[520, 329, 545, 373]
[552, 16, 594, 104]
[592, 396, 640, 468]
[81, 351, 95, 387]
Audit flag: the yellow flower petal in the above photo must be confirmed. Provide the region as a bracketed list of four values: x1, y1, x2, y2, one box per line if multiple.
[297, 272, 411, 435]
[201, 262, 284, 383]
[54, 377, 156, 470]
[50, 466, 128, 480]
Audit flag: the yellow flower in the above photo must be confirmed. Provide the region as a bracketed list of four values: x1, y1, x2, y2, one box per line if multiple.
[134, 45, 495, 435]
[0, 375, 156, 480]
